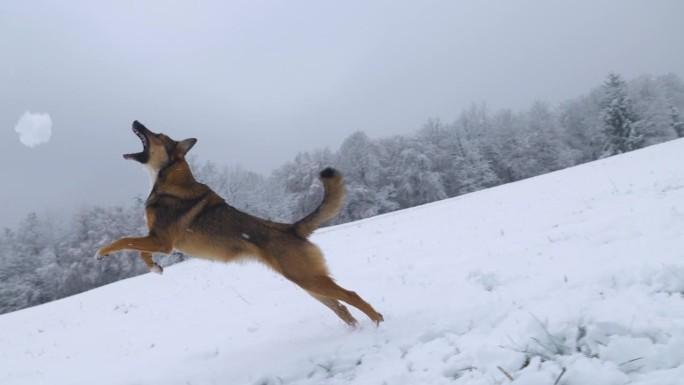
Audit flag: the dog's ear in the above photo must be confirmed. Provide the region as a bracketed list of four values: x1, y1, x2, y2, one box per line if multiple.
[175, 138, 197, 158]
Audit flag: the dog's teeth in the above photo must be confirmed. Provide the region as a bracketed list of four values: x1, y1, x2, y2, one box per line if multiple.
[135, 132, 147, 148]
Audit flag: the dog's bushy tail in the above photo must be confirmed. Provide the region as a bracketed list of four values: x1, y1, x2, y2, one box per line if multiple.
[293, 168, 345, 238]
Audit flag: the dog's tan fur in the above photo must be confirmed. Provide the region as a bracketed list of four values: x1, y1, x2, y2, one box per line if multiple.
[95, 121, 383, 327]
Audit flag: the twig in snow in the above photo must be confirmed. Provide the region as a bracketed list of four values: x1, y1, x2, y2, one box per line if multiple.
[226, 283, 251, 305]
[553, 367, 567, 385]
[619, 356, 645, 372]
[618, 357, 644, 366]
[497, 366, 514, 381]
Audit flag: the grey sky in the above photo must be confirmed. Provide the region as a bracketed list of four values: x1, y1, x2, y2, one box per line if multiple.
[1, 0, 683, 228]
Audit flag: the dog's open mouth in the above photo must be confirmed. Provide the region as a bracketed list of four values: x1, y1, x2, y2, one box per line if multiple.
[123, 121, 150, 163]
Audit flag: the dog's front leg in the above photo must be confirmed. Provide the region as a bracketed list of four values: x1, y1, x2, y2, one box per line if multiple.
[95, 235, 171, 260]
[140, 252, 164, 274]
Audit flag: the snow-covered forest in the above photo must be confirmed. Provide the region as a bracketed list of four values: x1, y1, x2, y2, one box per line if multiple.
[1, 72, 683, 314]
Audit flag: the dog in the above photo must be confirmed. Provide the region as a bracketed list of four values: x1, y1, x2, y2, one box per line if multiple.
[95, 121, 383, 327]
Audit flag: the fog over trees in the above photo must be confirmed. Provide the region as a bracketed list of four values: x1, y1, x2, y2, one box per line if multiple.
[2, 72, 683, 314]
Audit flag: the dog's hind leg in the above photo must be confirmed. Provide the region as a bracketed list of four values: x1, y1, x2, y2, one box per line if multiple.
[308, 292, 358, 327]
[294, 275, 384, 326]
[278, 245, 384, 326]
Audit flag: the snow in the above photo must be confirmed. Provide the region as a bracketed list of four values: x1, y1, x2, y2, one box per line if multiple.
[2, 139, 684, 384]
[14, 111, 52, 148]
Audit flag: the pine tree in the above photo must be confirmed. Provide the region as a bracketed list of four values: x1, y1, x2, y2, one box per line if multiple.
[600, 73, 644, 157]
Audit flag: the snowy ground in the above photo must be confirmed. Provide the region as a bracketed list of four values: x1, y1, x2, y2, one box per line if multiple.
[2, 139, 684, 385]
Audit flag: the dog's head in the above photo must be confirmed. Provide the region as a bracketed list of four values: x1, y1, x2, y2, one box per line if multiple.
[124, 121, 197, 173]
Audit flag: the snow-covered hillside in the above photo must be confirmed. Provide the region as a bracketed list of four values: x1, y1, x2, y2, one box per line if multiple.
[2, 140, 684, 385]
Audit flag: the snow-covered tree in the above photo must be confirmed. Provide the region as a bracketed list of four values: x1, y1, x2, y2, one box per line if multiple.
[415, 118, 461, 195]
[523, 101, 575, 174]
[628, 75, 679, 145]
[558, 92, 604, 163]
[336, 132, 396, 222]
[0, 230, 14, 282]
[600, 73, 644, 157]
[452, 135, 499, 195]
[671, 105, 684, 138]
[387, 145, 447, 208]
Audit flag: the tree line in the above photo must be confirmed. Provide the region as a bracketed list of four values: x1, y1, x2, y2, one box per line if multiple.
[1, 72, 683, 314]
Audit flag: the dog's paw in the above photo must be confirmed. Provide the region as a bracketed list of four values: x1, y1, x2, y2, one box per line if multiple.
[149, 264, 164, 275]
[94, 249, 108, 260]
[343, 317, 359, 329]
[372, 313, 384, 327]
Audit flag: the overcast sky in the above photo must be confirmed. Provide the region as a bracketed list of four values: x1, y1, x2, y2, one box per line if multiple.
[1, 0, 683, 228]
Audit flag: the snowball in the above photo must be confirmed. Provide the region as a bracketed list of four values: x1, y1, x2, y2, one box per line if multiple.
[14, 111, 52, 148]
